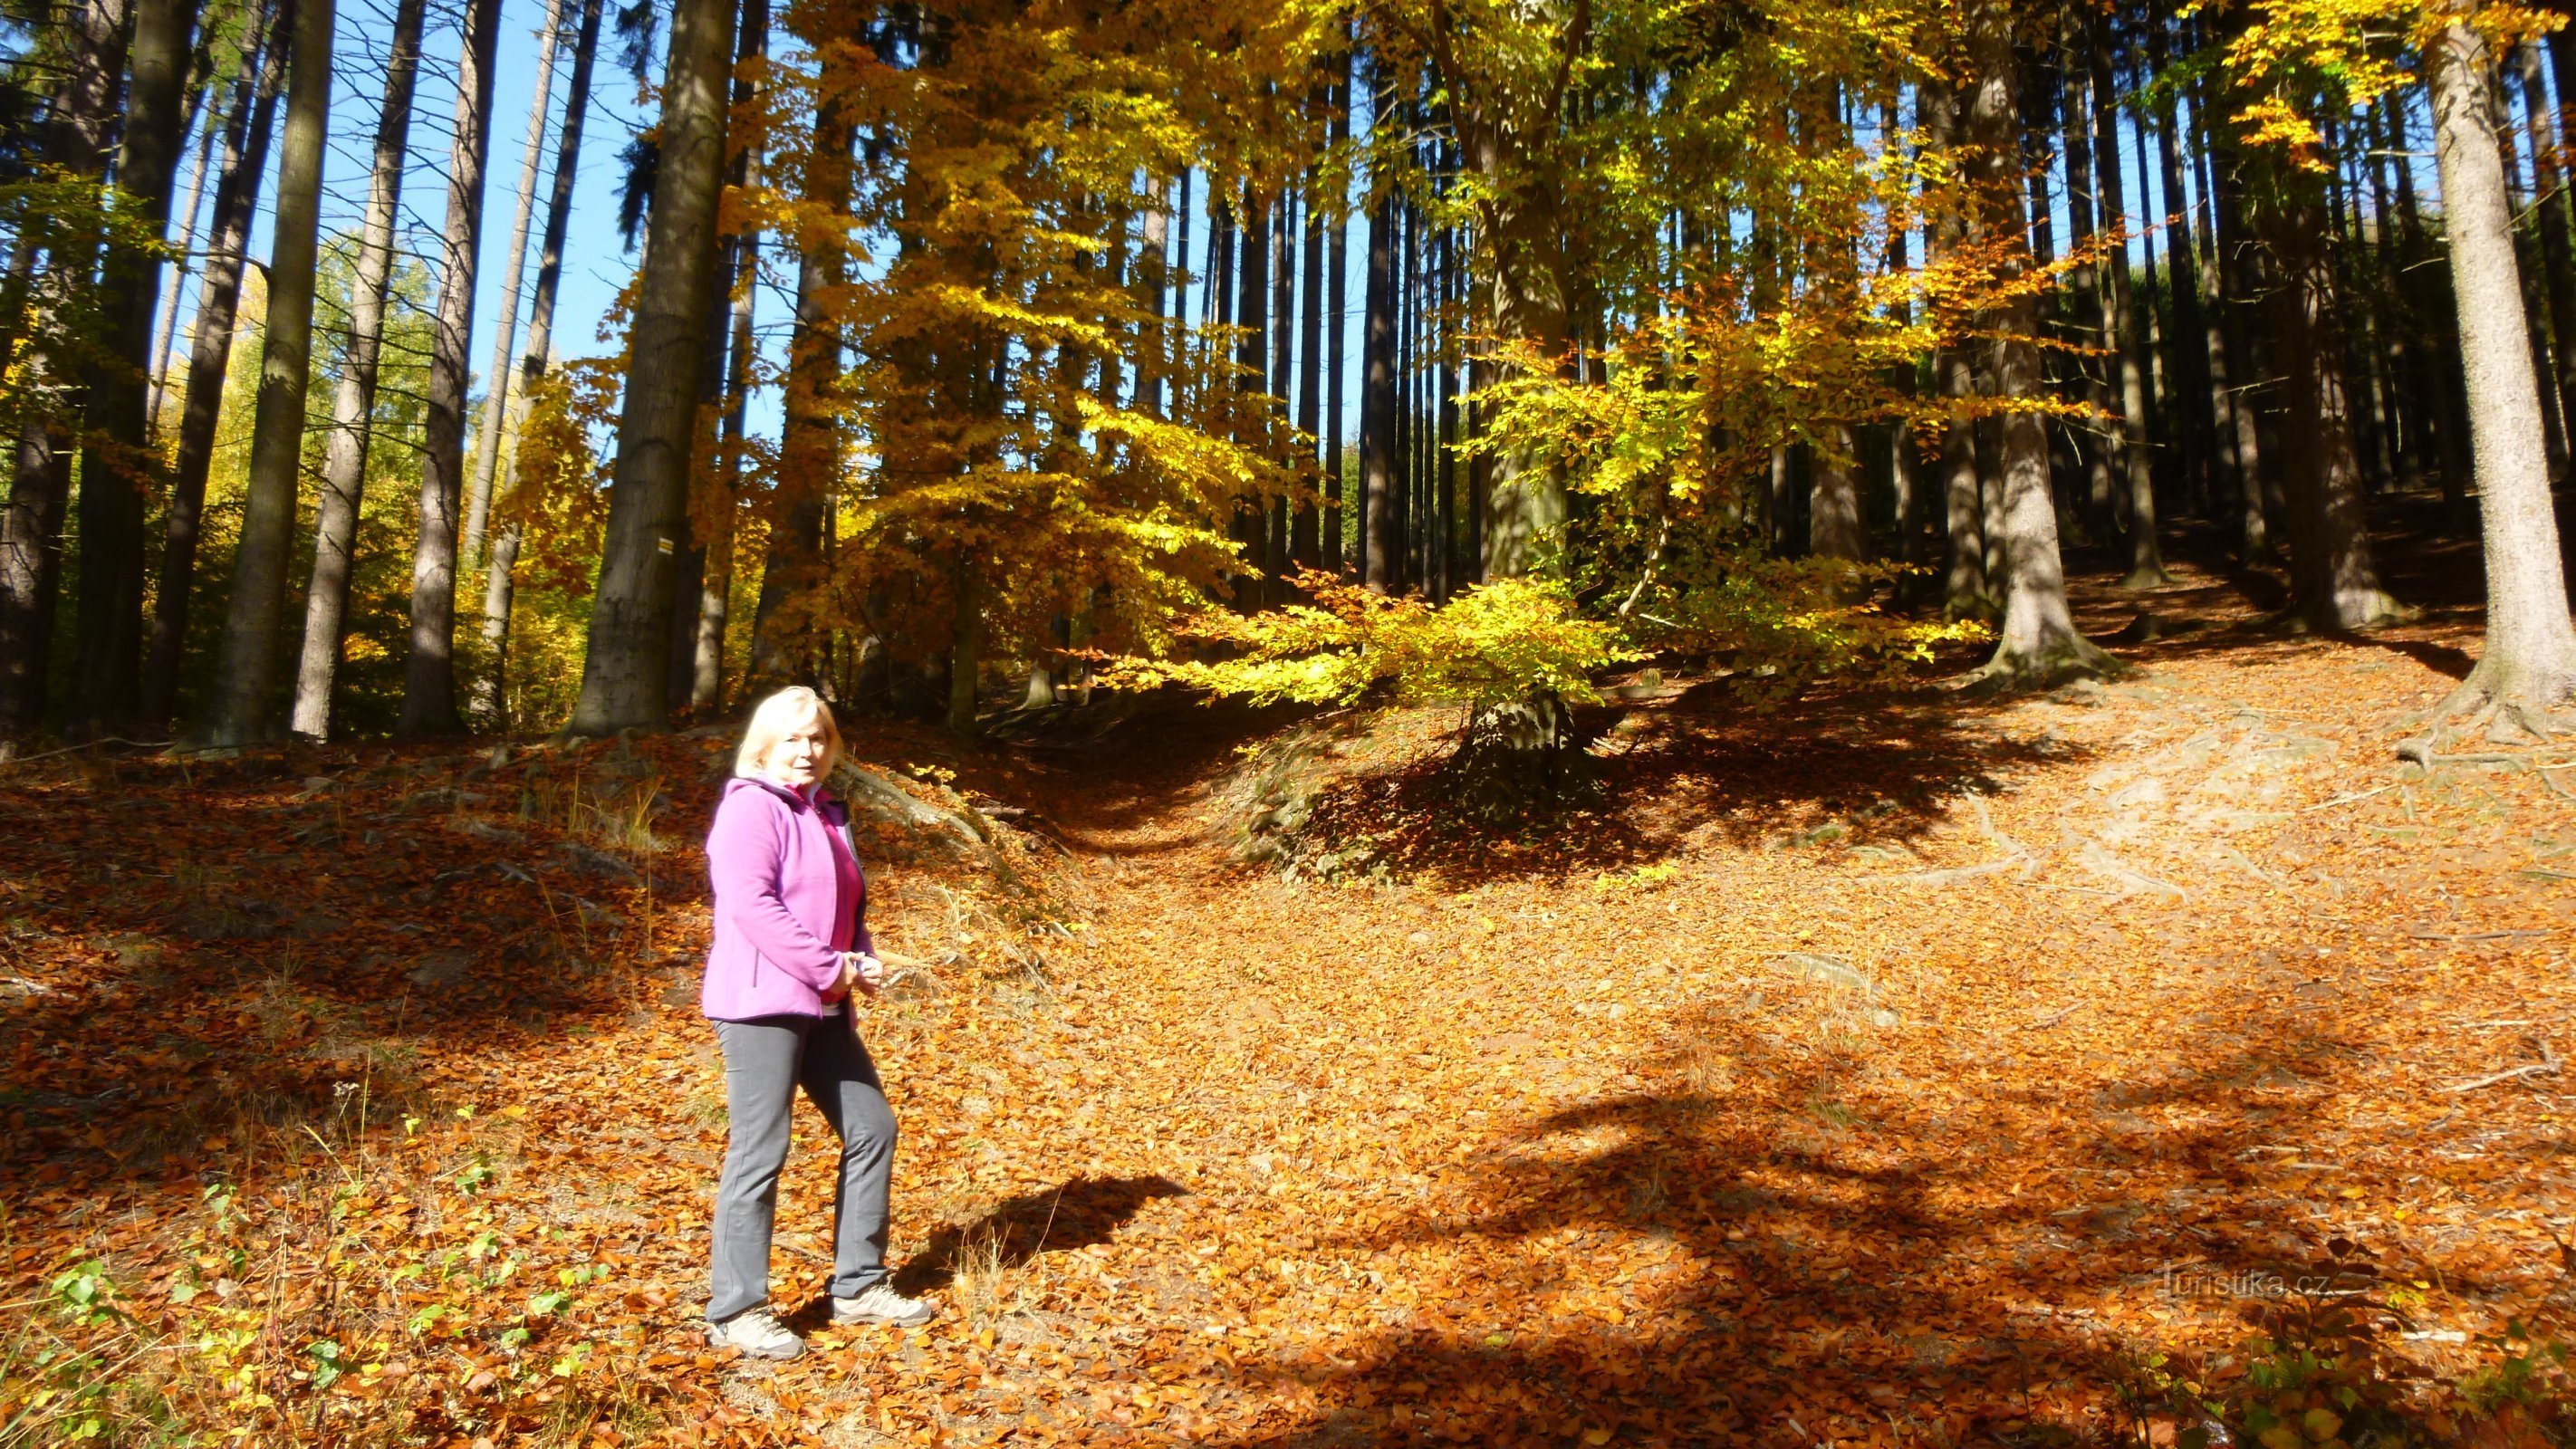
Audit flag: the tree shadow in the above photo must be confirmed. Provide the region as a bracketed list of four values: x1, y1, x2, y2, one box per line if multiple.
[2360, 636, 2476, 681]
[889, 1174, 1188, 1296]
[0, 743, 687, 1200]
[1173, 980, 2486, 1447]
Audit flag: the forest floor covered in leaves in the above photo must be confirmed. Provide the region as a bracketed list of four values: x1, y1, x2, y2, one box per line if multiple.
[4, 523, 2574, 1447]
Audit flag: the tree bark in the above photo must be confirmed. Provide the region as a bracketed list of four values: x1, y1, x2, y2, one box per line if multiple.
[2089, 10, 2167, 588]
[1967, 0, 2118, 686]
[460, 0, 567, 576]
[1325, 44, 1350, 572]
[147, 78, 223, 431]
[2426, 13, 2576, 724]
[684, 0, 768, 712]
[2254, 169, 2406, 632]
[947, 554, 979, 734]
[0, 0, 130, 737]
[1294, 78, 1327, 572]
[1360, 138, 1398, 592]
[480, 0, 606, 728]
[289, 0, 428, 741]
[1234, 183, 1270, 607]
[139, 1, 284, 734]
[1923, 77, 1988, 619]
[746, 0, 850, 695]
[567, 0, 738, 734]
[70, 0, 197, 737]
[200, 0, 334, 747]
[398, 0, 503, 738]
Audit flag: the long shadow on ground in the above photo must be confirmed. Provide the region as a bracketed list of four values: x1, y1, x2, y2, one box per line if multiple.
[1188, 984, 2486, 1447]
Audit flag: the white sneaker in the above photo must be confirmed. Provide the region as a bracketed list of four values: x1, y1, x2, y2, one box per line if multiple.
[831, 1281, 937, 1327]
[707, 1307, 803, 1359]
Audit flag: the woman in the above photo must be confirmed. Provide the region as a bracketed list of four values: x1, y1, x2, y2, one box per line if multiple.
[702, 686, 936, 1360]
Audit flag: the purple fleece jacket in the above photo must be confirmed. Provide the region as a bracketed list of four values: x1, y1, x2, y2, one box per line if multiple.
[700, 776, 871, 1021]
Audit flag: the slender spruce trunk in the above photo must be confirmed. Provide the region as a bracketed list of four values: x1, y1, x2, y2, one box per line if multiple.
[2148, 1, 2210, 512]
[2090, 10, 2167, 587]
[745, 0, 843, 693]
[2256, 181, 2407, 631]
[199, 0, 334, 747]
[0, 0, 132, 737]
[397, 0, 502, 737]
[148, 78, 224, 431]
[460, 0, 568, 576]
[1924, 78, 1987, 619]
[479, 0, 603, 727]
[288, 0, 428, 741]
[1324, 44, 1350, 572]
[138, 2, 284, 734]
[2516, 43, 2576, 465]
[1233, 182, 1272, 607]
[1293, 72, 1327, 572]
[70, 0, 197, 737]
[567, 0, 738, 732]
[680, 0, 767, 712]
[2057, 17, 2112, 535]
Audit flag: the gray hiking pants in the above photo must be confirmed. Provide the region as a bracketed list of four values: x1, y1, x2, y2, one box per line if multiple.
[707, 1012, 897, 1322]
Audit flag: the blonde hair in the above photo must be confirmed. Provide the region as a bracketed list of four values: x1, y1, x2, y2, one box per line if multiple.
[735, 686, 843, 781]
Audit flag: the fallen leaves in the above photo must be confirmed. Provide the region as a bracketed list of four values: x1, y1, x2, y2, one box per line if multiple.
[3, 568, 2574, 1444]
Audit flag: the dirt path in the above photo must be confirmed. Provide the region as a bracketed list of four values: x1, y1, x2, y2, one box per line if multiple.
[3, 552, 2571, 1446]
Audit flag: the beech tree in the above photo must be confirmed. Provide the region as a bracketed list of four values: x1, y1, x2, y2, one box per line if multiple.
[2420, 5, 2576, 733]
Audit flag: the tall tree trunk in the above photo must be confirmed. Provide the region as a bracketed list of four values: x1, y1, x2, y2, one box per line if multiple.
[1137, 182, 1168, 418]
[1924, 77, 1988, 619]
[2057, 19, 2113, 537]
[482, 0, 605, 726]
[1294, 78, 1327, 572]
[2090, 11, 2168, 587]
[2424, 11, 2576, 724]
[946, 554, 979, 734]
[398, 0, 503, 738]
[460, 0, 568, 576]
[684, 0, 767, 712]
[70, 0, 197, 738]
[1234, 183, 1272, 607]
[200, 0, 334, 747]
[0, 0, 131, 737]
[1271, 172, 1295, 593]
[2257, 185, 2407, 631]
[139, 1, 284, 734]
[1968, 0, 2117, 686]
[746, 0, 848, 695]
[568, 0, 738, 733]
[2211, 146, 2281, 561]
[288, 0, 428, 741]
[1324, 43, 1350, 573]
[2517, 43, 2576, 465]
[2148, 1, 2211, 511]
[147, 82, 223, 430]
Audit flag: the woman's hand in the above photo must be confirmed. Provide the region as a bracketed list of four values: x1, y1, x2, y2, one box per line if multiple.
[824, 952, 882, 1003]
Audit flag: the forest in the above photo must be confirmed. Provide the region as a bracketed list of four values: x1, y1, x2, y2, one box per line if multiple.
[4, 0, 2576, 1442]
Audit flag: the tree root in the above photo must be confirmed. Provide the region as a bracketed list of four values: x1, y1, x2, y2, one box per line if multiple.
[1959, 632, 2129, 696]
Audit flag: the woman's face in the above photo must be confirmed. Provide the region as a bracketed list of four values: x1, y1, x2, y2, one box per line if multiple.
[763, 720, 830, 789]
